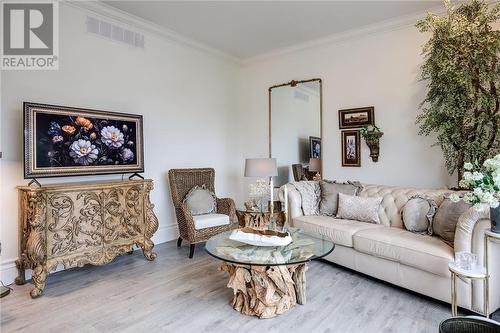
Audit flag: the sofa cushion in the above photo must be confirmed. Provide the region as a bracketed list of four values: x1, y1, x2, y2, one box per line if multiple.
[193, 213, 229, 230]
[290, 181, 321, 215]
[402, 195, 437, 235]
[319, 180, 362, 216]
[336, 193, 383, 224]
[433, 198, 471, 246]
[353, 227, 453, 277]
[292, 215, 384, 247]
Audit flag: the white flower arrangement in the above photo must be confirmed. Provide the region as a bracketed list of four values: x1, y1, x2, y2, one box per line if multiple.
[450, 154, 500, 209]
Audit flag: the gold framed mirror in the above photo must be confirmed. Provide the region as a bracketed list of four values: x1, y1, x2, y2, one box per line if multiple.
[269, 78, 323, 186]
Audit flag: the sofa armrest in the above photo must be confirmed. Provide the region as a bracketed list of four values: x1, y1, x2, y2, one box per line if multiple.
[454, 204, 500, 314]
[278, 184, 303, 221]
[454, 204, 490, 255]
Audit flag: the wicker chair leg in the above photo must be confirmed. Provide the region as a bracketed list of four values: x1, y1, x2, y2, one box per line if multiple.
[177, 237, 183, 247]
[189, 244, 195, 258]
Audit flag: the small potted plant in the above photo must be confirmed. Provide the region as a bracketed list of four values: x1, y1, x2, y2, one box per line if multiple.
[450, 154, 500, 233]
[360, 125, 384, 162]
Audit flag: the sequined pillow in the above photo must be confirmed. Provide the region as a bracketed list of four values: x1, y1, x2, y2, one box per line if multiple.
[336, 193, 382, 224]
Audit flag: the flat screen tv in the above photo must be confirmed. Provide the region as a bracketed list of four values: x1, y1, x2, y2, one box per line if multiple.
[24, 102, 144, 178]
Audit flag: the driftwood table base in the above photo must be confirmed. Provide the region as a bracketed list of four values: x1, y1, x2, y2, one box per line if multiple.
[220, 262, 307, 318]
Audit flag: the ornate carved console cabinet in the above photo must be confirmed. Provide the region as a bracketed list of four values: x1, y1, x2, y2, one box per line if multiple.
[16, 179, 159, 298]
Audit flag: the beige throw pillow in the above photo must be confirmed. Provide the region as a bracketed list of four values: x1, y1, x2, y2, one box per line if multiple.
[319, 180, 363, 216]
[183, 185, 217, 215]
[402, 195, 437, 235]
[433, 198, 471, 246]
[336, 193, 382, 224]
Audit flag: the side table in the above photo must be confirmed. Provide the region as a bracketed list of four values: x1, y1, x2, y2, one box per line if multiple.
[448, 262, 489, 318]
[236, 209, 285, 229]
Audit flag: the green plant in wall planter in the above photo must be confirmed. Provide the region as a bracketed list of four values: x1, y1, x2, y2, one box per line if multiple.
[360, 125, 384, 162]
[416, 0, 500, 184]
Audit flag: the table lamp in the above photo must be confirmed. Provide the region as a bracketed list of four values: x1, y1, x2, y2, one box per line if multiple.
[309, 158, 321, 181]
[244, 158, 278, 215]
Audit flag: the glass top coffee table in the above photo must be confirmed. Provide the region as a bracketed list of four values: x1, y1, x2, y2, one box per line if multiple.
[205, 228, 335, 318]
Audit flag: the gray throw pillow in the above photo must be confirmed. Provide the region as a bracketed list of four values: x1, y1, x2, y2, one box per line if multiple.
[402, 195, 437, 235]
[433, 198, 471, 246]
[319, 180, 363, 216]
[183, 185, 217, 215]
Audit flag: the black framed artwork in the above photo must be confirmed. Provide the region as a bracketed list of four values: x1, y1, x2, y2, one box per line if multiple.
[341, 130, 361, 167]
[24, 102, 144, 178]
[339, 107, 374, 129]
[309, 136, 321, 159]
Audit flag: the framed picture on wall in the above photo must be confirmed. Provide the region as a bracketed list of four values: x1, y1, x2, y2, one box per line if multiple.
[341, 130, 361, 167]
[309, 136, 321, 159]
[339, 106, 374, 129]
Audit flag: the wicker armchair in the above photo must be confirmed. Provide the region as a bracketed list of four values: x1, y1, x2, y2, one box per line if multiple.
[168, 168, 238, 258]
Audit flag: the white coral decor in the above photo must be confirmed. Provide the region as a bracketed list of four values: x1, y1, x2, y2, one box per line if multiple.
[451, 154, 500, 209]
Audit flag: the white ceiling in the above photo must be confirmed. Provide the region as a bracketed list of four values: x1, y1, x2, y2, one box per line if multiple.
[103, 1, 441, 59]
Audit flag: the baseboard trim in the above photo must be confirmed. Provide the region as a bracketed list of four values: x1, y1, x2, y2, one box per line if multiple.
[0, 224, 179, 286]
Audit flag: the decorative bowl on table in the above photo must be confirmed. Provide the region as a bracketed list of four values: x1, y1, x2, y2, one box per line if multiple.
[229, 227, 292, 247]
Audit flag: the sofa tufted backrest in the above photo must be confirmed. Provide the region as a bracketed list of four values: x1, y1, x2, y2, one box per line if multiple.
[359, 184, 452, 228]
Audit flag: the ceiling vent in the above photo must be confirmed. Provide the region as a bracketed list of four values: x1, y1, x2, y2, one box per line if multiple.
[86, 16, 145, 49]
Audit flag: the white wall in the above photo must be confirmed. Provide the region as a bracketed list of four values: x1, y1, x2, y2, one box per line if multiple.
[0, 3, 239, 284]
[235, 22, 454, 202]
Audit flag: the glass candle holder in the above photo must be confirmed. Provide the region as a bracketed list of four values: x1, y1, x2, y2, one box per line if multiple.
[455, 251, 478, 271]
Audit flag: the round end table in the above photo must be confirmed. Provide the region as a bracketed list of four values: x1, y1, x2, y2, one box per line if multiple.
[448, 262, 489, 317]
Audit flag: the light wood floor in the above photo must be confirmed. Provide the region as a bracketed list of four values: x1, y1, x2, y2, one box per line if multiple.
[1, 241, 499, 333]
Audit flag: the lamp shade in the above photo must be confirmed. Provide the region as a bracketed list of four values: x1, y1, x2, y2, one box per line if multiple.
[244, 158, 278, 177]
[309, 158, 321, 172]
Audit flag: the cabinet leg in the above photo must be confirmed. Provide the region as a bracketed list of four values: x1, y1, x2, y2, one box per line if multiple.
[30, 264, 47, 298]
[15, 259, 26, 285]
[141, 239, 157, 261]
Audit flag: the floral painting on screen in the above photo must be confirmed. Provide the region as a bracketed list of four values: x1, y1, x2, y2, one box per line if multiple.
[36, 113, 138, 168]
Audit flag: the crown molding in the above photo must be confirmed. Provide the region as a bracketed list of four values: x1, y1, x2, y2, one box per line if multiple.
[63, 0, 241, 65]
[241, 5, 445, 66]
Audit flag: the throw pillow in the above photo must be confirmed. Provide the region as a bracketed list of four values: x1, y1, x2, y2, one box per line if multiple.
[319, 180, 363, 216]
[402, 195, 438, 235]
[183, 185, 217, 215]
[291, 181, 321, 215]
[336, 193, 382, 224]
[433, 198, 471, 246]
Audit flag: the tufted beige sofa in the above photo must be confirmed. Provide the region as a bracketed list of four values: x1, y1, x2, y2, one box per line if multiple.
[283, 182, 500, 315]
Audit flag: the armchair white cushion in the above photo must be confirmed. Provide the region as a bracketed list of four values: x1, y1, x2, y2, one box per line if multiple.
[192, 213, 230, 230]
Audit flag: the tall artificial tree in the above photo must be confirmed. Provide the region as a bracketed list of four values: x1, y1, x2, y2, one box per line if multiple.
[416, 0, 500, 183]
